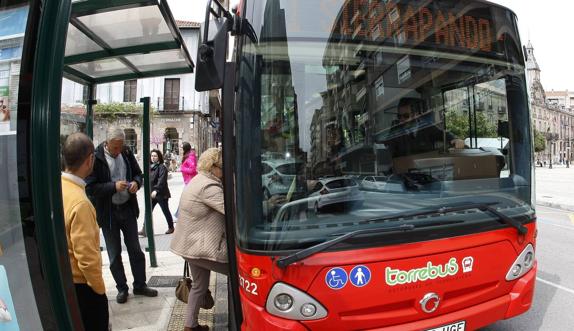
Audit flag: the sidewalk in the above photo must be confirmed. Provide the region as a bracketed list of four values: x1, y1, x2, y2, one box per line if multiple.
[535, 165, 574, 211]
[102, 251, 222, 331]
[101, 173, 225, 331]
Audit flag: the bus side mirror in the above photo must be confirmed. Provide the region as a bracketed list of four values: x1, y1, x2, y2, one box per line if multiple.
[195, 18, 230, 92]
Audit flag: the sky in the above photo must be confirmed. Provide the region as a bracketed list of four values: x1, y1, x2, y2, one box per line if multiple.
[167, 0, 572, 91]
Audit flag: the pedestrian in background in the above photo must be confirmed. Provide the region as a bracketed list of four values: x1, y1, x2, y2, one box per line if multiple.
[86, 127, 157, 304]
[61, 133, 108, 331]
[170, 147, 227, 331]
[139, 149, 175, 236]
[180, 142, 197, 185]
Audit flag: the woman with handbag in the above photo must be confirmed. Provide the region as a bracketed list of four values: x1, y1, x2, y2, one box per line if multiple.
[170, 147, 227, 331]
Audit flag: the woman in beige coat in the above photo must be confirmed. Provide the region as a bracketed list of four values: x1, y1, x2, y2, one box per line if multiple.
[170, 148, 227, 331]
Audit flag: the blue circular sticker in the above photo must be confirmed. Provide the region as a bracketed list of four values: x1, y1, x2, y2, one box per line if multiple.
[350, 265, 371, 287]
[325, 267, 348, 290]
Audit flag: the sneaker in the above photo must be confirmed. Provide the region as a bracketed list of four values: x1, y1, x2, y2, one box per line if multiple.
[138, 230, 146, 237]
[133, 286, 158, 297]
[165, 228, 174, 234]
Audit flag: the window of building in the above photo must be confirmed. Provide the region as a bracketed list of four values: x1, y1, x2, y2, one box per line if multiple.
[164, 78, 180, 111]
[123, 79, 137, 102]
[124, 128, 137, 154]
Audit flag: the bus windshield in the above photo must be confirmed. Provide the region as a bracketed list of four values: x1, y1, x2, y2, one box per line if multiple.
[235, 0, 534, 252]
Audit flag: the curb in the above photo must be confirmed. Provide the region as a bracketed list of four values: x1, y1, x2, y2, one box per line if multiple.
[536, 201, 574, 212]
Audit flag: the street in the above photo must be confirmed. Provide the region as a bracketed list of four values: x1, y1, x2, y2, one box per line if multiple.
[482, 205, 574, 330]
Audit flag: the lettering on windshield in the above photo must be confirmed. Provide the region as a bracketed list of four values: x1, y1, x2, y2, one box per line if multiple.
[385, 258, 464, 286]
[314, 1, 496, 53]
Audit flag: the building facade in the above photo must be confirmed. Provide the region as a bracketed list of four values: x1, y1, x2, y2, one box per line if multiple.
[0, 6, 28, 133]
[61, 21, 221, 161]
[526, 42, 574, 164]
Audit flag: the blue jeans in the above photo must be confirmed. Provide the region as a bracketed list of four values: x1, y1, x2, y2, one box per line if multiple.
[102, 205, 147, 291]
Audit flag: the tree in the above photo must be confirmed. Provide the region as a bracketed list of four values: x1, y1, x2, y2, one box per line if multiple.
[445, 110, 497, 139]
[445, 110, 469, 138]
[533, 128, 546, 153]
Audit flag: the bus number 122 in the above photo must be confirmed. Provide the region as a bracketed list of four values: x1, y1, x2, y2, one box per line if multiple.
[239, 275, 259, 296]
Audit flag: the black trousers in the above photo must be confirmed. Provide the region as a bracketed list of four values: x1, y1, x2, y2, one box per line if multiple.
[102, 205, 147, 291]
[75, 284, 109, 331]
[152, 198, 174, 229]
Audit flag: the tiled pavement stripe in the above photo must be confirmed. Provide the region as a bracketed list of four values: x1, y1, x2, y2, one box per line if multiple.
[213, 273, 229, 331]
[167, 273, 217, 330]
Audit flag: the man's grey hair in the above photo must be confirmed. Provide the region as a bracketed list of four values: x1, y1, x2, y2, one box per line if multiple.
[106, 127, 125, 142]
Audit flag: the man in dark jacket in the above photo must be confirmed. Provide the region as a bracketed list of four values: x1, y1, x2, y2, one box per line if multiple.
[86, 127, 157, 304]
[385, 97, 465, 157]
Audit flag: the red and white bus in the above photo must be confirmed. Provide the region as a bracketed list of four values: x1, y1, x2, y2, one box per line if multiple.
[197, 0, 537, 330]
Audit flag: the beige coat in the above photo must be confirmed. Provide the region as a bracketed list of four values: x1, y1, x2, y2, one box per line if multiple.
[170, 172, 227, 263]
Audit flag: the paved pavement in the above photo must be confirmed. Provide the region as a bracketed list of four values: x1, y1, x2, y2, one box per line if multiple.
[102, 173, 226, 331]
[534, 165, 574, 211]
[103, 166, 574, 330]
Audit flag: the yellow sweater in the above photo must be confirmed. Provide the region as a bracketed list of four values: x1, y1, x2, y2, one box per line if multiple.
[61, 175, 106, 295]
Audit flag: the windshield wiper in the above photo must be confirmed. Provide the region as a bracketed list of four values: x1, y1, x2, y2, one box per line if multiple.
[276, 224, 415, 268]
[276, 202, 527, 268]
[364, 202, 528, 235]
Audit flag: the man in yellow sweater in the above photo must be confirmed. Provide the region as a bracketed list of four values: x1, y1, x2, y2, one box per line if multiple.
[61, 133, 108, 331]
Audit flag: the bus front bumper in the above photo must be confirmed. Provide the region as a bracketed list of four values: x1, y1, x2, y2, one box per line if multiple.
[240, 264, 536, 331]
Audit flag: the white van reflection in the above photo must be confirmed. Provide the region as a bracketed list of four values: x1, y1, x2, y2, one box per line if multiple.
[308, 177, 364, 213]
[261, 159, 304, 199]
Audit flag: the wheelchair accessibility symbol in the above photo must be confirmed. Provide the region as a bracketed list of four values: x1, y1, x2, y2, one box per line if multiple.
[350, 265, 371, 287]
[325, 267, 348, 290]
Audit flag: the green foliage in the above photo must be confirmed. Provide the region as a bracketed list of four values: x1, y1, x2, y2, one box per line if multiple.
[94, 102, 143, 113]
[94, 103, 156, 126]
[445, 110, 497, 138]
[445, 110, 469, 138]
[474, 112, 497, 138]
[533, 128, 546, 152]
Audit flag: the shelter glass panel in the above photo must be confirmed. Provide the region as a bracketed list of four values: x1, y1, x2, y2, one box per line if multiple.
[77, 6, 173, 49]
[64, 24, 104, 56]
[0, 2, 44, 330]
[123, 49, 189, 72]
[69, 58, 133, 79]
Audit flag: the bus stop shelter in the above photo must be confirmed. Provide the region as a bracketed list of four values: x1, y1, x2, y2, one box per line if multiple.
[62, 0, 196, 267]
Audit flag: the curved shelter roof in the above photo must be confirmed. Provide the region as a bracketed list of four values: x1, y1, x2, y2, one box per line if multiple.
[64, 0, 194, 85]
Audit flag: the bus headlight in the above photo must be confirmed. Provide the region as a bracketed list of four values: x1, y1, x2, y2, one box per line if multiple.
[300, 303, 317, 317]
[274, 293, 293, 311]
[506, 244, 535, 281]
[266, 283, 328, 320]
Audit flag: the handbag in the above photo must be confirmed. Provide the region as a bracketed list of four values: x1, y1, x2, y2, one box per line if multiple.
[175, 261, 215, 310]
[175, 261, 192, 303]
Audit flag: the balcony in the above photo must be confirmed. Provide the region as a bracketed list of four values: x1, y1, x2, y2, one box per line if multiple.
[154, 93, 209, 114]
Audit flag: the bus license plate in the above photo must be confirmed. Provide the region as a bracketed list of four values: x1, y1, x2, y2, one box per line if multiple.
[426, 321, 466, 331]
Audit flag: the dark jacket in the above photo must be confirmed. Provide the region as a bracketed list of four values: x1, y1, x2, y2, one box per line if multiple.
[150, 162, 171, 200]
[86, 142, 143, 229]
[386, 123, 455, 157]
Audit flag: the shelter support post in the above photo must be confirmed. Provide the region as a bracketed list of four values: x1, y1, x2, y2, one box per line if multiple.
[86, 84, 96, 139]
[141, 96, 157, 267]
